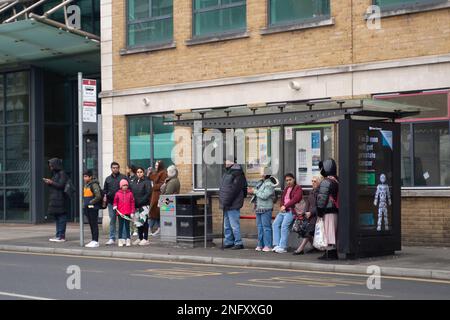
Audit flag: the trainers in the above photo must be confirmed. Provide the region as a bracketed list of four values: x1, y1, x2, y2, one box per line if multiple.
[85, 241, 99, 248]
[151, 228, 160, 236]
[275, 247, 287, 254]
[139, 239, 150, 246]
[222, 244, 234, 249]
[118, 239, 124, 247]
[105, 239, 115, 245]
[255, 247, 262, 251]
[126, 239, 131, 247]
[262, 247, 272, 252]
[133, 239, 141, 246]
[49, 237, 59, 242]
[231, 245, 244, 250]
[272, 246, 280, 252]
[132, 232, 138, 237]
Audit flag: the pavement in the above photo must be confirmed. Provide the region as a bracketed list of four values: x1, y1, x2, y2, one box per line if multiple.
[0, 223, 449, 281]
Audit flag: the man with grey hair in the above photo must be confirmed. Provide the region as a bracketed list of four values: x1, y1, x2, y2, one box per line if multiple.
[219, 157, 248, 250]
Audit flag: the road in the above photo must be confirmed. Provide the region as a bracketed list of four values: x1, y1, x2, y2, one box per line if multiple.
[0, 251, 449, 300]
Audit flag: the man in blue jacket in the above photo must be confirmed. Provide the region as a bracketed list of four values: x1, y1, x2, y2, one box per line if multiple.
[219, 158, 248, 250]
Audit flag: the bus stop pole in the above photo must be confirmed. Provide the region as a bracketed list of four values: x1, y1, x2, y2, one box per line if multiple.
[203, 127, 207, 249]
[78, 72, 84, 247]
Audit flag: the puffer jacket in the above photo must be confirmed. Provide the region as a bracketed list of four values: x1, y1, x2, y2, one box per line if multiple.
[47, 158, 68, 215]
[83, 179, 102, 210]
[113, 189, 135, 216]
[130, 177, 152, 208]
[254, 176, 279, 211]
[317, 158, 339, 217]
[219, 164, 248, 211]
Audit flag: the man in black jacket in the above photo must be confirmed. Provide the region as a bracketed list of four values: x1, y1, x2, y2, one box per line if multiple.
[44, 158, 68, 242]
[219, 158, 248, 250]
[103, 162, 128, 245]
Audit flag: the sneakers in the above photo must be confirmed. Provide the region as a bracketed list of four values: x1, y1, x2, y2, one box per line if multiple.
[231, 245, 244, 250]
[272, 246, 280, 252]
[105, 239, 115, 245]
[126, 239, 131, 247]
[49, 237, 66, 242]
[262, 247, 272, 252]
[151, 228, 161, 236]
[255, 247, 262, 251]
[223, 244, 234, 249]
[138, 239, 150, 246]
[133, 239, 141, 246]
[85, 241, 99, 248]
[132, 232, 138, 237]
[275, 247, 287, 253]
[118, 239, 124, 247]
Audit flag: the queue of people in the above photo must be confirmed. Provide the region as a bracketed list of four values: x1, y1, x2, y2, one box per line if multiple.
[44, 156, 339, 260]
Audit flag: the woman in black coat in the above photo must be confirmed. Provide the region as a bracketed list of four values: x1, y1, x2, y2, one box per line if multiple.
[130, 167, 152, 245]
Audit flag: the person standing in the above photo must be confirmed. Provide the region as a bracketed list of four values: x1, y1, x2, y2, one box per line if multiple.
[103, 162, 128, 245]
[272, 173, 303, 253]
[219, 158, 248, 250]
[148, 160, 167, 236]
[83, 170, 102, 248]
[130, 167, 152, 246]
[250, 167, 278, 252]
[126, 164, 138, 237]
[316, 159, 339, 260]
[44, 158, 69, 242]
[113, 179, 135, 247]
[161, 165, 181, 195]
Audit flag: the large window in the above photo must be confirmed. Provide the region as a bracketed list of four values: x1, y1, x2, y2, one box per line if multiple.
[0, 71, 30, 222]
[374, 0, 447, 10]
[193, 0, 246, 37]
[127, 0, 173, 47]
[375, 91, 450, 187]
[269, 0, 330, 27]
[128, 115, 174, 170]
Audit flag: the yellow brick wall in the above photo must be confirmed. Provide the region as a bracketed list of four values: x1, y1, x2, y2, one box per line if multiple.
[111, 0, 450, 90]
[113, 115, 128, 172]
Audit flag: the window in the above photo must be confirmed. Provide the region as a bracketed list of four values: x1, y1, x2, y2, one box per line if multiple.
[128, 115, 174, 170]
[269, 0, 330, 27]
[373, 0, 447, 10]
[193, 0, 246, 37]
[127, 0, 173, 47]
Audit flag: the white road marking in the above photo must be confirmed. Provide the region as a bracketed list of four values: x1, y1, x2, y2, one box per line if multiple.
[336, 291, 393, 298]
[0, 291, 55, 300]
[236, 283, 284, 289]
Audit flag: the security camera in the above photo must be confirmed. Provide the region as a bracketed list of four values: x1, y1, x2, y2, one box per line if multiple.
[143, 97, 150, 106]
[289, 80, 301, 91]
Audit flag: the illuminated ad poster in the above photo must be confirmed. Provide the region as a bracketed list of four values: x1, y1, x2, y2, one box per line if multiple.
[296, 130, 321, 186]
[246, 129, 269, 186]
[356, 127, 393, 232]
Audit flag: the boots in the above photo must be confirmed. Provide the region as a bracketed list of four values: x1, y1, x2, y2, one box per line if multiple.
[318, 249, 338, 261]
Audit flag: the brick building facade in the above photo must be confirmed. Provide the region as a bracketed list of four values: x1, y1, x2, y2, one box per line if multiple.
[100, 0, 450, 246]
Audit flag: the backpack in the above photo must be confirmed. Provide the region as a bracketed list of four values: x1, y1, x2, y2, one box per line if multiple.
[64, 178, 76, 198]
[327, 176, 339, 209]
[90, 181, 107, 209]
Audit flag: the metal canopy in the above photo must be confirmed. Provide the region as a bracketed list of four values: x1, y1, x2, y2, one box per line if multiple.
[164, 99, 424, 128]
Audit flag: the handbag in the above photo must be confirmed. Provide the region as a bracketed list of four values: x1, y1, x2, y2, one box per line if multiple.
[313, 217, 328, 250]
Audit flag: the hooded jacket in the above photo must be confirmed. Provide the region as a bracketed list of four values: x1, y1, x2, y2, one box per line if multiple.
[254, 176, 279, 211]
[316, 159, 339, 217]
[104, 172, 128, 204]
[47, 158, 68, 214]
[83, 178, 102, 209]
[219, 163, 248, 211]
[113, 189, 135, 216]
[130, 176, 152, 208]
[161, 165, 181, 195]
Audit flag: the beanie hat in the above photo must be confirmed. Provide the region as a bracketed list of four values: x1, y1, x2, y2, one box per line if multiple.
[120, 179, 129, 188]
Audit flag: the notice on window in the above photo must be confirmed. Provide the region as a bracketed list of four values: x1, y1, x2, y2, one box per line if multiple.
[296, 130, 321, 186]
[82, 79, 97, 123]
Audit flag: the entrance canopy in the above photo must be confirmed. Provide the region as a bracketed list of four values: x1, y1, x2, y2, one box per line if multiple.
[0, 19, 100, 75]
[163, 98, 432, 129]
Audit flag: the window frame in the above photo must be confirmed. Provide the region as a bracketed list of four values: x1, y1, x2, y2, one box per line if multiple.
[192, 0, 247, 39]
[126, 0, 174, 48]
[372, 0, 448, 12]
[267, 0, 331, 28]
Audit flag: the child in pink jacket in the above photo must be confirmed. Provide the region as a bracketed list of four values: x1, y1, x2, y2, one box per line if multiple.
[113, 179, 135, 247]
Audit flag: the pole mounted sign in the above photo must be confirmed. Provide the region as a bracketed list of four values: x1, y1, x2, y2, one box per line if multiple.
[82, 79, 97, 123]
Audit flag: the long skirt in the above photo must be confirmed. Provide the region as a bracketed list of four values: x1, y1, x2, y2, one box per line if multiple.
[323, 213, 338, 246]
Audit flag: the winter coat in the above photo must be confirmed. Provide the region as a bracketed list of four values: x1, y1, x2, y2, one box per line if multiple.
[161, 167, 181, 195]
[104, 173, 128, 204]
[113, 189, 135, 216]
[317, 159, 339, 217]
[305, 187, 319, 218]
[130, 177, 152, 208]
[219, 164, 248, 211]
[83, 179, 102, 210]
[254, 176, 279, 211]
[47, 158, 68, 215]
[280, 184, 303, 212]
[148, 169, 168, 220]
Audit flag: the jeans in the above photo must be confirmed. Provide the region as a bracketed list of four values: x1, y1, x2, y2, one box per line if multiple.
[54, 213, 67, 239]
[149, 218, 160, 232]
[118, 216, 130, 240]
[84, 208, 99, 242]
[272, 211, 294, 249]
[108, 203, 117, 240]
[256, 210, 273, 248]
[224, 209, 243, 246]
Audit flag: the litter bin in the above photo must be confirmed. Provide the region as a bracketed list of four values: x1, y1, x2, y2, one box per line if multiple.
[159, 194, 213, 247]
